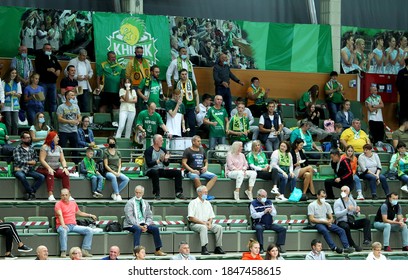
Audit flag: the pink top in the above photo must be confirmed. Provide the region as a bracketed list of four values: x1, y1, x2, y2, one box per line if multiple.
[226, 153, 248, 176]
[55, 200, 79, 228]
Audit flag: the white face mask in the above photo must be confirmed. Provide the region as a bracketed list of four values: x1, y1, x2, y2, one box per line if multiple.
[135, 196, 142, 201]
[341, 192, 347, 198]
[319, 198, 326, 204]
[125, 83, 131, 89]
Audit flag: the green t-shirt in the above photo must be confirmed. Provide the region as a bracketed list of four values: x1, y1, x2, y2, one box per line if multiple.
[97, 61, 125, 93]
[0, 123, 8, 145]
[324, 80, 344, 104]
[136, 109, 164, 138]
[229, 114, 249, 143]
[246, 152, 269, 169]
[174, 80, 198, 109]
[298, 91, 311, 111]
[205, 106, 228, 138]
[165, 99, 186, 115]
[139, 78, 162, 105]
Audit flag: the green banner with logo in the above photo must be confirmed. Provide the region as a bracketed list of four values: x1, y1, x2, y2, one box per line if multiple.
[93, 12, 171, 79]
[0, 6, 27, 58]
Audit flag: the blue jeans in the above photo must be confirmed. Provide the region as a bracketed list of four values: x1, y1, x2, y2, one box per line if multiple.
[353, 174, 362, 192]
[314, 223, 350, 249]
[125, 224, 163, 249]
[327, 101, 341, 121]
[374, 222, 408, 247]
[359, 173, 390, 196]
[184, 107, 197, 137]
[265, 137, 280, 151]
[39, 83, 57, 114]
[26, 102, 44, 126]
[57, 224, 94, 251]
[187, 171, 216, 180]
[253, 223, 287, 248]
[278, 173, 297, 195]
[209, 137, 226, 151]
[398, 174, 408, 185]
[89, 174, 104, 193]
[105, 172, 129, 194]
[14, 170, 45, 194]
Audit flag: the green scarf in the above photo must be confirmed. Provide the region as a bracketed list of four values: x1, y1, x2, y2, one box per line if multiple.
[84, 157, 96, 178]
[133, 58, 150, 78]
[278, 150, 290, 171]
[350, 127, 361, 139]
[177, 57, 193, 79]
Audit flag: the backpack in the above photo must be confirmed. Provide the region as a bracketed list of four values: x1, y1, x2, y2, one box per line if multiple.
[105, 221, 122, 232]
[76, 219, 96, 227]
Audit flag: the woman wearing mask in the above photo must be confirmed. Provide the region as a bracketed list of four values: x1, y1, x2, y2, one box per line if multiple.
[390, 141, 408, 193]
[30, 112, 51, 147]
[115, 78, 137, 139]
[23, 72, 44, 126]
[1, 67, 22, 135]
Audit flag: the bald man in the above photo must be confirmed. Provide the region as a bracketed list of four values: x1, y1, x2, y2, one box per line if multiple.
[101, 245, 120, 260]
[35, 245, 49, 260]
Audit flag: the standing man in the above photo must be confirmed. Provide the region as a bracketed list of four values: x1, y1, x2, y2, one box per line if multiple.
[96, 51, 125, 113]
[11, 45, 33, 89]
[59, 65, 78, 102]
[188, 186, 225, 255]
[101, 246, 120, 260]
[171, 241, 196, 260]
[127, 46, 150, 113]
[307, 189, 354, 254]
[203, 95, 229, 152]
[123, 185, 167, 256]
[196, 93, 212, 139]
[165, 89, 186, 138]
[213, 52, 244, 117]
[324, 71, 345, 121]
[333, 186, 372, 252]
[174, 68, 199, 136]
[136, 102, 170, 143]
[246, 77, 269, 118]
[137, 65, 164, 112]
[144, 134, 185, 200]
[166, 47, 197, 89]
[305, 239, 326, 260]
[250, 189, 287, 254]
[374, 192, 408, 252]
[55, 188, 96, 258]
[324, 149, 354, 199]
[13, 131, 45, 200]
[65, 48, 93, 112]
[182, 135, 217, 199]
[396, 57, 408, 121]
[35, 43, 62, 115]
[365, 85, 385, 146]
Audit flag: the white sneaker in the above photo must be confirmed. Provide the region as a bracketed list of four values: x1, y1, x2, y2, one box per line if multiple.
[233, 191, 240, 201]
[111, 194, 117, 201]
[244, 190, 253, 201]
[401, 185, 408, 193]
[357, 193, 365, 200]
[116, 195, 122, 201]
[271, 186, 280, 195]
[275, 194, 288, 202]
[48, 195, 56, 201]
[69, 196, 75, 201]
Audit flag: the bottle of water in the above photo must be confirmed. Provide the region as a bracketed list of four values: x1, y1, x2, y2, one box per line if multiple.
[221, 169, 225, 178]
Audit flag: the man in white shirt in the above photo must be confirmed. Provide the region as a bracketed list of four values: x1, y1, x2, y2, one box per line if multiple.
[166, 47, 197, 90]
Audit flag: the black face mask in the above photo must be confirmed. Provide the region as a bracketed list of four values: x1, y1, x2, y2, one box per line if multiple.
[109, 143, 116, 148]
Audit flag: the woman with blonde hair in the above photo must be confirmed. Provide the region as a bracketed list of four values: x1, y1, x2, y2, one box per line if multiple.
[366, 242, 387, 260]
[69, 246, 83, 260]
[241, 238, 263, 260]
[226, 141, 257, 201]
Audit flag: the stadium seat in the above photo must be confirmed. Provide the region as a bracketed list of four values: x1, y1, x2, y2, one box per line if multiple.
[213, 215, 228, 230]
[98, 215, 119, 231]
[228, 214, 249, 230]
[27, 216, 50, 233]
[4, 216, 26, 233]
[278, 98, 296, 118]
[164, 215, 186, 231]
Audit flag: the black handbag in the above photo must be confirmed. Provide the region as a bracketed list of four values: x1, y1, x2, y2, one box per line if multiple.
[341, 198, 356, 225]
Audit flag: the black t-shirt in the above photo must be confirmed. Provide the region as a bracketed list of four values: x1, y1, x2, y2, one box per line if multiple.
[60, 77, 78, 91]
[82, 128, 90, 143]
[182, 147, 206, 172]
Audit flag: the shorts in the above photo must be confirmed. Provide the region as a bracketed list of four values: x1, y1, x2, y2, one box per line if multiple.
[99, 91, 120, 108]
[186, 171, 217, 180]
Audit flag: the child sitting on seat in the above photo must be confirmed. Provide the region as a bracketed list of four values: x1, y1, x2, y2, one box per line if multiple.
[79, 147, 104, 198]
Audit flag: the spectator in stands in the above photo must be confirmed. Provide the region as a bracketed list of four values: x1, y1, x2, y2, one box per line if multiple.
[331, 123, 343, 151]
[259, 101, 283, 152]
[133, 245, 146, 260]
[366, 242, 387, 260]
[171, 241, 196, 260]
[213, 53, 244, 117]
[115, 78, 137, 139]
[342, 145, 364, 200]
[396, 58, 408, 121]
[55, 188, 96, 258]
[385, 36, 400, 75]
[203, 95, 229, 152]
[324, 149, 354, 199]
[69, 246, 83, 260]
[13, 131, 45, 200]
[250, 189, 287, 254]
[373, 192, 408, 252]
[291, 138, 316, 198]
[136, 102, 170, 143]
[101, 245, 120, 260]
[196, 93, 212, 139]
[1, 67, 22, 135]
[136, 65, 164, 113]
[59, 65, 78, 103]
[166, 47, 197, 91]
[231, 97, 259, 141]
[340, 33, 361, 74]
[79, 147, 104, 199]
[247, 140, 281, 197]
[123, 185, 167, 256]
[65, 49, 93, 113]
[228, 101, 250, 144]
[188, 186, 225, 255]
[305, 239, 326, 260]
[37, 131, 71, 201]
[182, 135, 217, 199]
[24, 72, 45, 126]
[392, 119, 408, 149]
[144, 134, 185, 200]
[365, 85, 385, 146]
[35, 43, 62, 115]
[290, 120, 322, 160]
[246, 77, 269, 118]
[355, 38, 373, 72]
[11, 45, 33, 90]
[333, 186, 372, 252]
[77, 115, 97, 151]
[0, 219, 32, 259]
[271, 141, 296, 201]
[324, 71, 344, 121]
[241, 238, 263, 260]
[335, 100, 354, 130]
[265, 243, 285, 260]
[307, 104, 329, 141]
[35, 245, 48, 260]
[165, 89, 186, 138]
[298, 85, 320, 118]
[389, 141, 408, 193]
[308, 189, 354, 254]
[103, 136, 129, 201]
[97, 51, 124, 113]
[372, 35, 386, 74]
[358, 144, 389, 200]
[340, 118, 370, 153]
[226, 141, 257, 201]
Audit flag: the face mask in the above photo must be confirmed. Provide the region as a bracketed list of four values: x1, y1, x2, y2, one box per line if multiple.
[70, 99, 77, 105]
[44, 51, 52, 56]
[341, 192, 347, 198]
[135, 196, 142, 201]
[135, 54, 143, 59]
[39, 117, 45, 124]
[319, 198, 326, 204]
[181, 253, 189, 258]
[391, 199, 398, 206]
[125, 83, 131, 89]
[260, 197, 267, 203]
[109, 143, 116, 148]
[223, 61, 228, 65]
[181, 54, 187, 60]
[201, 194, 208, 200]
[21, 53, 27, 58]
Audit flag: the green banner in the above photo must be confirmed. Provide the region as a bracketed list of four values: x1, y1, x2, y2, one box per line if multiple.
[93, 12, 171, 79]
[0, 6, 27, 58]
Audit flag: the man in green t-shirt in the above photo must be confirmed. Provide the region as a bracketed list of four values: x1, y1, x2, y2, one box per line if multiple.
[137, 65, 164, 113]
[136, 102, 170, 146]
[96, 51, 125, 113]
[324, 71, 345, 120]
[203, 95, 229, 150]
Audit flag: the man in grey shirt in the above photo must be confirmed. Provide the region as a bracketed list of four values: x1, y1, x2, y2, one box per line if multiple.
[305, 239, 326, 260]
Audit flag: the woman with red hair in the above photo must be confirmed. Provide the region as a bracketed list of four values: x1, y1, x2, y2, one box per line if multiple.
[36, 131, 71, 201]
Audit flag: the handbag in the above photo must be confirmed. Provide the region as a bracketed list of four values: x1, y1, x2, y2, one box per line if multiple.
[288, 187, 303, 202]
[341, 198, 356, 225]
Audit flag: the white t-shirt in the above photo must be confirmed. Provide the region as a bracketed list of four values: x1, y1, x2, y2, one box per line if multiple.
[259, 114, 281, 138]
[76, 61, 88, 89]
[365, 95, 383, 122]
[188, 197, 215, 222]
[119, 88, 137, 112]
